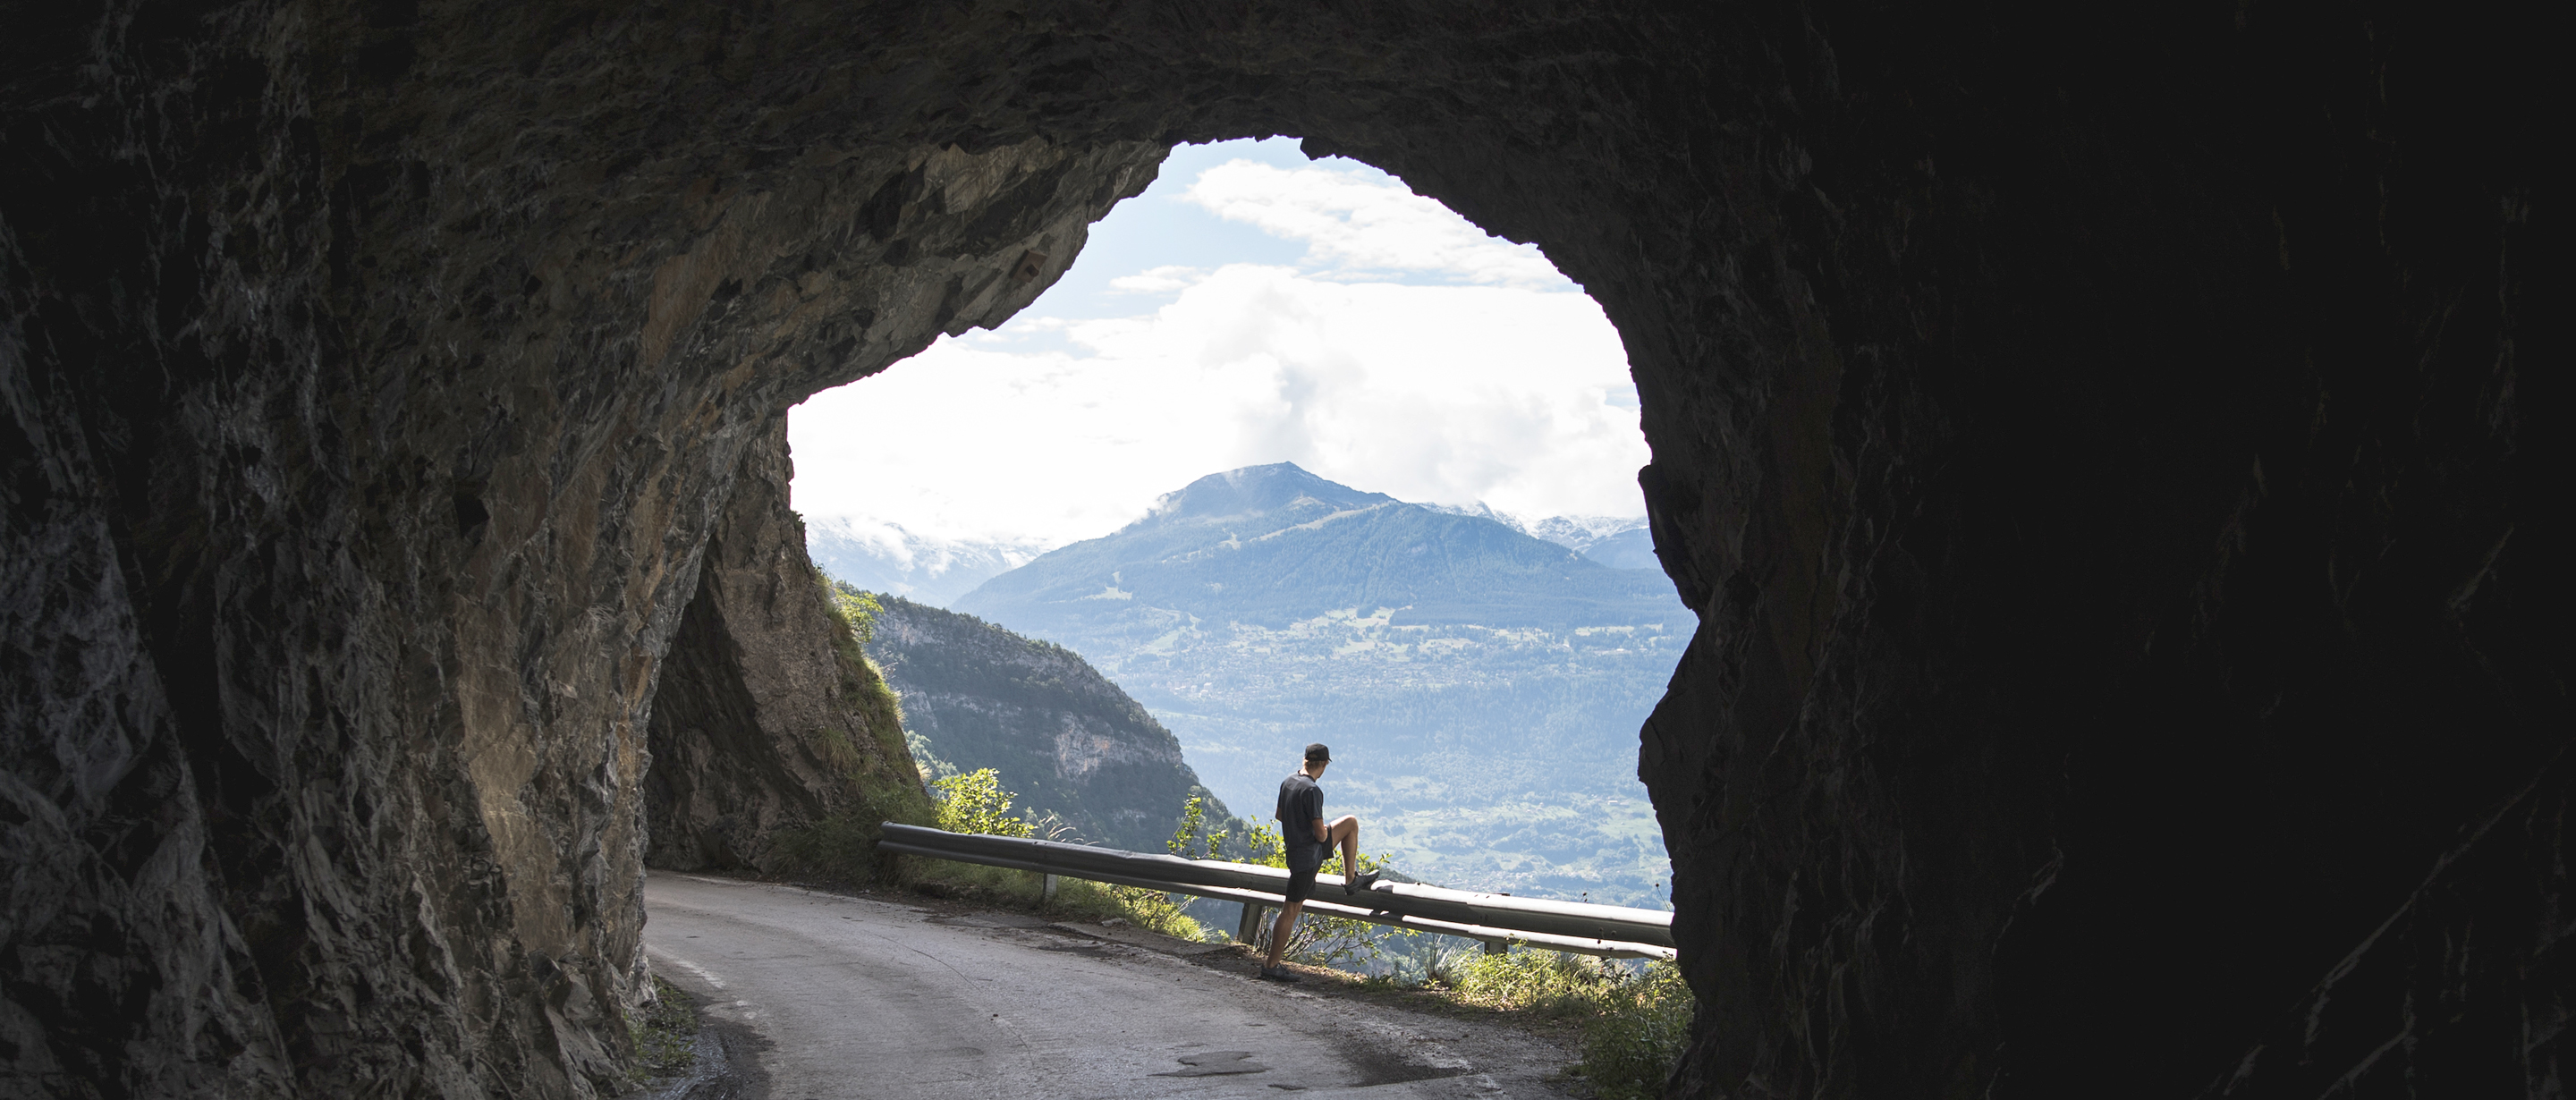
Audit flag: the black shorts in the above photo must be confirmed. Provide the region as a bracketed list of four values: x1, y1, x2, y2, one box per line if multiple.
[1284, 863, 1318, 904]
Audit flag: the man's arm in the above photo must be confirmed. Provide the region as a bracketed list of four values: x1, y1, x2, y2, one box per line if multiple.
[1311, 817, 1329, 843]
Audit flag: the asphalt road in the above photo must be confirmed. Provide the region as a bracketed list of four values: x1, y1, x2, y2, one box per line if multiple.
[640, 874, 1579, 1100]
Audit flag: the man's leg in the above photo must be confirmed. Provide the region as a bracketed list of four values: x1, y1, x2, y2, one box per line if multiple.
[1326, 816, 1360, 876]
[1325, 816, 1379, 893]
[1265, 901, 1303, 971]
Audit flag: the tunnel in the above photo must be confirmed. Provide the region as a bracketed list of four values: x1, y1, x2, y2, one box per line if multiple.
[0, 2, 2556, 1096]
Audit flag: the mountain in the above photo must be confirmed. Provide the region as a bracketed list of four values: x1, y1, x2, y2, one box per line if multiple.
[805, 516, 1048, 606]
[863, 594, 1236, 852]
[1427, 508, 1663, 571]
[1522, 515, 1660, 571]
[961, 464, 1681, 635]
[950, 462, 1689, 907]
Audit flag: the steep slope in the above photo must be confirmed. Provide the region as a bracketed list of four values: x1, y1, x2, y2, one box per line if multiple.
[952, 464, 1690, 905]
[866, 596, 1234, 852]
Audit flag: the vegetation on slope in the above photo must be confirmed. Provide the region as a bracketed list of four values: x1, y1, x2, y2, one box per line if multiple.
[863, 592, 1244, 852]
[762, 572, 938, 882]
[1437, 949, 1691, 1100]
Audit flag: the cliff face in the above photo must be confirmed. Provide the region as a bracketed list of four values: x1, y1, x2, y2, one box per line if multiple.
[0, 13, 1156, 1093]
[644, 423, 925, 874]
[868, 596, 1226, 854]
[0, 2, 2555, 1098]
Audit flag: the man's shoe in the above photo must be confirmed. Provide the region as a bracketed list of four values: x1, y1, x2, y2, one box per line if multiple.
[1258, 966, 1301, 984]
[1343, 871, 1383, 895]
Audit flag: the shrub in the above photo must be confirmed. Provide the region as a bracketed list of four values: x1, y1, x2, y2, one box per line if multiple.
[1574, 961, 1691, 1100]
[820, 577, 883, 645]
[931, 768, 1034, 838]
[1167, 795, 1227, 859]
[1038, 877, 1207, 941]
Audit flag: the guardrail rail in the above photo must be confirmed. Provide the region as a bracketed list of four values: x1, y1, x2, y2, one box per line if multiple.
[877, 822, 1675, 960]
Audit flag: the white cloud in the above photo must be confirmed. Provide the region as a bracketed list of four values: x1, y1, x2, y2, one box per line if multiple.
[789, 143, 1645, 547]
[790, 263, 1643, 546]
[1106, 265, 1207, 293]
[1181, 161, 1566, 288]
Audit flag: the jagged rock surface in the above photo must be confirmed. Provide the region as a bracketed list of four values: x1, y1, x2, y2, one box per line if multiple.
[0, 2, 2556, 1098]
[643, 423, 923, 874]
[2, 10, 1157, 1093]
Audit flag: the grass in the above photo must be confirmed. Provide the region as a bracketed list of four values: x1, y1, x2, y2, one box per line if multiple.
[1436, 947, 1691, 1100]
[624, 976, 699, 1087]
[1178, 940, 1690, 1099]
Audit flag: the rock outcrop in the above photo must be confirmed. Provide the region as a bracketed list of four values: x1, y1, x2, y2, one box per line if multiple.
[643, 422, 926, 874]
[0, 3, 2555, 1098]
[868, 596, 1228, 853]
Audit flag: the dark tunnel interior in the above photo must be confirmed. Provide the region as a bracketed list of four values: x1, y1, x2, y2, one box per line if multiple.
[0, 2, 2559, 1096]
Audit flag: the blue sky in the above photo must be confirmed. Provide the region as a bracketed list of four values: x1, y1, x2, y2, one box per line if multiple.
[788, 138, 1646, 548]
[1030, 140, 1311, 321]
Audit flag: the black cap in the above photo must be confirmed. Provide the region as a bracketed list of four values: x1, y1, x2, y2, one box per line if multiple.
[1304, 743, 1332, 763]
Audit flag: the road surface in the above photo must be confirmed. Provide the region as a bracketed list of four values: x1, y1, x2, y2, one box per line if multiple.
[640, 874, 1580, 1099]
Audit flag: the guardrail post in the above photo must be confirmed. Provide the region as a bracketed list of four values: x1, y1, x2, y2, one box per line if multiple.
[1042, 874, 1058, 903]
[1237, 901, 1269, 946]
[1482, 939, 1506, 956]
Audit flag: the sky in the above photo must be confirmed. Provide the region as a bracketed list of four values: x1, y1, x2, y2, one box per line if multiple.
[786, 138, 1647, 548]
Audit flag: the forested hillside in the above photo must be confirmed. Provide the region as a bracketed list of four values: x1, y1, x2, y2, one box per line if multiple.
[863, 594, 1238, 852]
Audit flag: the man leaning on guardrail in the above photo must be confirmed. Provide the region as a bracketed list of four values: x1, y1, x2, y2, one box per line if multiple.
[1259, 742, 1381, 983]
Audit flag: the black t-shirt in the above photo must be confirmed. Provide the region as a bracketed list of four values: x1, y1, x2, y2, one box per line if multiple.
[1275, 773, 1327, 872]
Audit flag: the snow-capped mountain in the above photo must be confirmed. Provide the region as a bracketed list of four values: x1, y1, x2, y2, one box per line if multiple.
[1424, 504, 1658, 571]
[802, 516, 1053, 607]
[1521, 514, 1658, 571]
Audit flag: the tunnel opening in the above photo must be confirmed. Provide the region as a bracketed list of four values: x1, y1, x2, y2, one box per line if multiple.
[751, 135, 1685, 927]
[0, 4, 2554, 1098]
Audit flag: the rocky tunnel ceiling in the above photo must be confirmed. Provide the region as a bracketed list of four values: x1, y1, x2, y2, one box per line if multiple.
[0, 1, 2555, 1097]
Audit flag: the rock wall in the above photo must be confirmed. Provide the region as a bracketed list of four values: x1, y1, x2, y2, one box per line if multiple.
[642, 421, 926, 874]
[1, 6, 1157, 1093]
[0, 2, 2557, 1097]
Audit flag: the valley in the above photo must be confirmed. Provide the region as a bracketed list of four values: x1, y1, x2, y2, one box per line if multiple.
[859, 463, 1690, 909]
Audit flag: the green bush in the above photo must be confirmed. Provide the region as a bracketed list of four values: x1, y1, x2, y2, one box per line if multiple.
[1167, 795, 1227, 859]
[1574, 961, 1691, 1100]
[822, 577, 883, 646]
[912, 768, 1199, 938]
[1440, 948, 1690, 1099]
[932, 768, 1035, 838]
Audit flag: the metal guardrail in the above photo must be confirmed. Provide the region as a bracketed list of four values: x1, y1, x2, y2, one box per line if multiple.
[877, 822, 1676, 960]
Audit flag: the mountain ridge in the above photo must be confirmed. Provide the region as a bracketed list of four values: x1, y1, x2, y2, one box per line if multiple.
[962, 462, 1684, 636]
[948, 462, 1684, 906]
